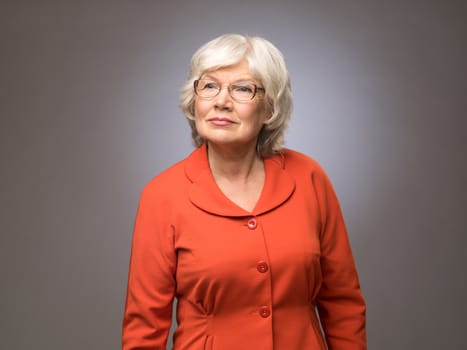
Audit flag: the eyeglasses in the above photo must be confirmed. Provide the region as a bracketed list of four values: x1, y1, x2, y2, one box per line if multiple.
[194, 79, 265, 102]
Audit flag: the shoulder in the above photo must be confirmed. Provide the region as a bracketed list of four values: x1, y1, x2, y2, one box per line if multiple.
[280, 148, 326, 175]
[277, 148, 336, 194]
[139, 157, 188, 203]
[279, 149, 342, 223]
[138, 144, 209, 203]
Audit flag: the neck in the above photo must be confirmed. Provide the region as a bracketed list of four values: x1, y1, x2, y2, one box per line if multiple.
[207, 142, 262, 183]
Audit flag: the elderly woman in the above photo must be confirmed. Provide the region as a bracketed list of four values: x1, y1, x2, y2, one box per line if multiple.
[122, 34, 366, 349]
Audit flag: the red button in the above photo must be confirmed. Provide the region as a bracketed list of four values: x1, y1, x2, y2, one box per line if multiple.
[247, 218, 257, 229]
[257, 261, 268, 273]
[259, 306, 270, 318]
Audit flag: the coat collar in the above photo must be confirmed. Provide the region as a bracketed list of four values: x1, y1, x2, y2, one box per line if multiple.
[185, 144, 295, 217]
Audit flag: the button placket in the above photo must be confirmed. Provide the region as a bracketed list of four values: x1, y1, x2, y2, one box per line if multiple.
[244, 216, 272, 321]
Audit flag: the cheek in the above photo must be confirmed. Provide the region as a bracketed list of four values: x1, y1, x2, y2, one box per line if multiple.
[247, 104, 269, 125]
[194, 98, 211, 118]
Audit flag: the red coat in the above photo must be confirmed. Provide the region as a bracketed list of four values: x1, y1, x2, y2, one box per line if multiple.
[122, 144, 366, 349]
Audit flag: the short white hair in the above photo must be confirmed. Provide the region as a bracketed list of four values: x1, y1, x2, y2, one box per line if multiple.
[179, 34, 293, 157]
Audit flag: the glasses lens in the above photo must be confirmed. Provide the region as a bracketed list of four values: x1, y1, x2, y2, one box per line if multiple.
[195, 80, 219, 98]
[230, 83, 256, 101]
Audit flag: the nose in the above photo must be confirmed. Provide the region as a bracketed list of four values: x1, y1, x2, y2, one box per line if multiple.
[214, 86, 233, 110]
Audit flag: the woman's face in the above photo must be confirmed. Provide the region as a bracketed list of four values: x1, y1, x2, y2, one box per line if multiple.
[194, 59, 270, 153]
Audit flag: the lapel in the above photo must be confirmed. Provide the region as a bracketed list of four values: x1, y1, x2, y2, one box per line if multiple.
[185, 144, 295, 217]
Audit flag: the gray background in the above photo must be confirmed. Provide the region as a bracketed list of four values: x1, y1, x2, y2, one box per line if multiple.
[1, 0, 466, 349]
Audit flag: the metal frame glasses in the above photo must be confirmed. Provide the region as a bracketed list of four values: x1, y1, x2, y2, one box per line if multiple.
[194, 79, 265, 102]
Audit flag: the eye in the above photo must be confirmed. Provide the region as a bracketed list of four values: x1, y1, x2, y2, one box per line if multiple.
[232, 84, 254, 94]
[199, 80, 219, 90]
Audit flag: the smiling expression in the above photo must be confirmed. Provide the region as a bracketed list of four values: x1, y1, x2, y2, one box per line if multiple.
[194, 59, 270, 152]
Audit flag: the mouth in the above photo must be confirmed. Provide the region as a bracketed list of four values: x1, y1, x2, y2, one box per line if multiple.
[207, 117, 235, 126]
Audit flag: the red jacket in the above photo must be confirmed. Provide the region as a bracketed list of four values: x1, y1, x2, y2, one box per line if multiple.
[122, 144, 366, 349]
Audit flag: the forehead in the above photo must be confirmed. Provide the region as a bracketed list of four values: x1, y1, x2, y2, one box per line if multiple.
[202, 59, 256, 81]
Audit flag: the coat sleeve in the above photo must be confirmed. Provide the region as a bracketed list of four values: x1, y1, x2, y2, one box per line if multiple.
[313, 168, 367, 349]
[122, 184, 176, 350]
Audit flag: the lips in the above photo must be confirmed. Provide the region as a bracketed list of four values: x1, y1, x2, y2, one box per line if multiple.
[207, 117, 235, 126]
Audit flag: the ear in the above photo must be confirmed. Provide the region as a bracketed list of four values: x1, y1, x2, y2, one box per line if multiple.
[262, 107, 273, 124]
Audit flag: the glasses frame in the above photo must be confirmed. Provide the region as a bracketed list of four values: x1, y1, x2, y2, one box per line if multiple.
[193, 79, 265, 102]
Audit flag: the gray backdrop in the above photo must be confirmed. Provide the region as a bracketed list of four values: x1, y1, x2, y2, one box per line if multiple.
[1, 1, 466, 349]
